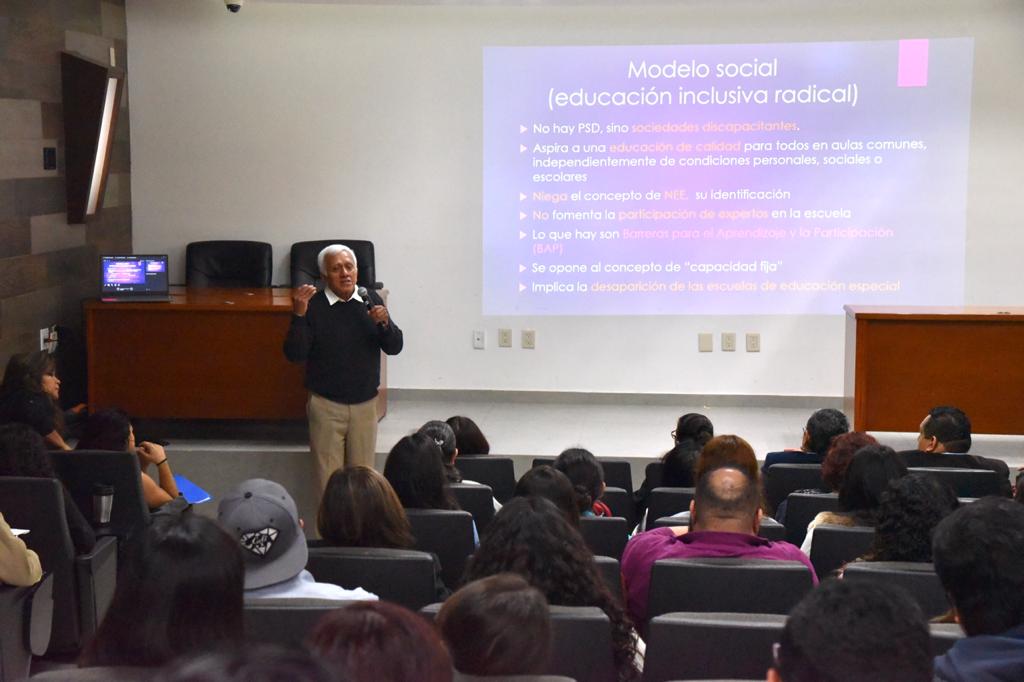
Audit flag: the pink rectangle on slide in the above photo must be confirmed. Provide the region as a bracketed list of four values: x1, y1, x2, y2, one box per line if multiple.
[897, 39, 929, 87]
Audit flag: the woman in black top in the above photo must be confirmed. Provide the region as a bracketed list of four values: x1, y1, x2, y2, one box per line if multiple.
[0, 351, 72, 450]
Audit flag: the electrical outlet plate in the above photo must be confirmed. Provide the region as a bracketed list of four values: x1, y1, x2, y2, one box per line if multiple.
[721, 332, 736, 352]
[39, 328, 50, 351]
[472, 330, 485, 350]
[498, 328, 512, 348]
[521, 329, 536, 349]
[746, 332, 761, 352]
[698, 332, 713, 352]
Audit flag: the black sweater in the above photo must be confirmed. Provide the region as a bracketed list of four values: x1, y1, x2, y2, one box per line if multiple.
[283, 290, 403, 404]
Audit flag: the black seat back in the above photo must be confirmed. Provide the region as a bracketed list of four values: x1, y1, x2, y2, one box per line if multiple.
[454, 456, 515, 503]
[186, 240, 273, 288]
[405, 509, 475, 589]
[532, 457, 633, 493]
[600, 486, 635, 528]
[908, 467, 1004, 498]
[644, 461, 664, 489]
[290, 239, 378, 290]
[764, 464, 824, 515]
[783, 492, 839, 546]
[842, 561, 949, 618]
[0, 572, 54, 681]
[243, 598, 345, 645]
[593, 555, 622, 602]
[644, 612, 786, 682]
[647, 487, 695, 527]
[50, 449, 149, 543]
[648, 516, 786, 542]
[809, 524, 875, 577]
[449, 483, 495, 534]
[305, 546, 437, 610]
[579, 517, 629, 560]
[648, 558, 814, 620]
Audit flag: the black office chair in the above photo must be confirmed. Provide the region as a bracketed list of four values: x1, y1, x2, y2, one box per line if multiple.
[243, 598, 346, 645]
[593, 555, 623, 601]
[579, 517, 630, 560]
[406, 509, 475, 589]
[423, 603, 617, 682]
[647, 558, 814, 620]
[600, 486, 636, 528]
[808, 524, 875, 578]
[643, 612, 786, 682]
[289, 239, 379, 290]
[185, 240, 273, 288]
[454, 455, 516, 503]
[842, 561, 949, 618]
[764, 464, 825, 515]
[450, 483, 496, 534]
[783, 492, 839, 546]
[50, 450, 150, 543]
[305, 546, 438, 611]
[0, 572, 54, 681]
[646, 487, 696, 528]
[532, 457, 634, 493]
[908, 467, 1004, 498]
[0, 478, 117, 655]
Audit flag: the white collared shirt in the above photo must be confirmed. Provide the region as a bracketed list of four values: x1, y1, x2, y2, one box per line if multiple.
[324, 286, 363, 306]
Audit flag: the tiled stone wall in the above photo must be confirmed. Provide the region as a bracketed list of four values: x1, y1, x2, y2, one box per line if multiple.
[0, 0, 131, 365]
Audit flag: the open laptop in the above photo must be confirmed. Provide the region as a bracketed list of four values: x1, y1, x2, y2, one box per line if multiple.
[100, 254, 171, 302]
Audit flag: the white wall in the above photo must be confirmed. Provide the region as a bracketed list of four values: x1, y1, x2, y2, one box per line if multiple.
[124, 0, 1024, 396]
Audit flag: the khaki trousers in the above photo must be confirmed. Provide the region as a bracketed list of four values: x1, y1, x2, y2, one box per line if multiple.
[307, 392, 379, 490]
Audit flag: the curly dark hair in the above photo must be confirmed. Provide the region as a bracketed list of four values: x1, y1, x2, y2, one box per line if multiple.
[821, 432, 879, 491]
[0, 422, 56, 478]
[463, 496, 640, 681]
[865, 473, 959, 562]
[553, 447, 604, 515]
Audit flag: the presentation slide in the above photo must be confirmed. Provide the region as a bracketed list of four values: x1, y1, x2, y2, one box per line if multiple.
[483, 39, 974, 315]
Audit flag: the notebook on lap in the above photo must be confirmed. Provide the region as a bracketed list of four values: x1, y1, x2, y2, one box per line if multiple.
[100, 254, 171, 302]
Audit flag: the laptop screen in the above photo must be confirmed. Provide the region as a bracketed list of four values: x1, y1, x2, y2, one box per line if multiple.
[101, 255, 169, 296]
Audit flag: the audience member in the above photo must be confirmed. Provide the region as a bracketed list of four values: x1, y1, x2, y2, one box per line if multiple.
[420, 419, 501, 511]
[633, 413, 713, 520]
[860, 473, 958, 563]
[553, 447, 611, 517]
[157, 644, 334, 682]
[621, 466, 816, 625]
[695, 434, 761, 482]
[464, 496, 641, 681]
[768, 579, 933, 682]
[0, 422, 95, 552]
[513, 465, 579, 527]
[79, 515, 244, 670]
[218, 478, 377, 601]
[0, 350, 71, 450]
[307, 601, 453, 682]
[801, 444, 906, 554]
[0, 511, 41, 586]
[899, 406, 1012, 496]
[76, 408, 181, 510]
[437, 573, 551, 677]
[446, 415, 490, 455]
[762, 408, 850, 470]
[317, 465, 414, 548]
[384, 433, 460, 511]
[932, 497, 1024, 681]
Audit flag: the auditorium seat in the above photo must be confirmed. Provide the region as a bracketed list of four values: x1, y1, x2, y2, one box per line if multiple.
[50, 450, 149, 543]
[243, 597, 345, 645]
[929, 622, 965, 657]
[842, 561, 949, 618]
[306, 546, 438, 610]
[0, 572, 53, 681]
[646, 487, 695, 528]
[764, 464, 824, 515]
[185, 240, 273, 288]
[907, 466, 1004, 498]
[454, 455, 516, 503]
[808, 524, 875, 577]
[644, 461, 664, 489]
[647, 558, 814, 621]
[406, 509, 475, 589]
[579, 516, 629, 560]
[593, 555, 623, 601]
[532, 457, 634, 493]
[643, 612, 785, 681]
[647, 515, 786, 542]
[450, 482, 496, 533]
[782, 492, 839, 546]
[290, 239, 379, 290]
[600, 486, 636, 528]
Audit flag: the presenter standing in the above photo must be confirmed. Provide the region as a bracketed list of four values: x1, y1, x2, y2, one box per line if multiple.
[284, 245, 403, 489]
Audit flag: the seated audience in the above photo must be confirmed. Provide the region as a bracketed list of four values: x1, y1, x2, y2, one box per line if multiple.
[446, 415, 490, 455]
[622, 465, 816, 625]
[899, 405, 1012, 496]
[932, 497, 1024, 681]
[384, 433, 461, 512]
[0, 511, 41, 586]
[463, 496, 641, 681]
[157, 644, 334, 682]
[420, 419, 501, 511]
[307, 601, 453, 682]
[76, 408, 180, 510]
[633, 413, 713, 520]
[0, 350, 72, 450]
[553, 447, 611, 517]
[762, 408, 850, 470]
[218, 478, 377, 601]
[78, 515, 245, 670]
[437, 573, 551, 678]
[801, 444, 907, 555]
[514, 465, 579, 527]
[858, 473, 959, 563]
[768, 579, 933, 682]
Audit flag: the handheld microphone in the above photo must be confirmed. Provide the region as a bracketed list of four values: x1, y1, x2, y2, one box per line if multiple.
[357, 286, 373, 313]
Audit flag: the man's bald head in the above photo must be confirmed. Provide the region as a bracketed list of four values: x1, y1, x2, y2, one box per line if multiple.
[690, 466, 761, 533]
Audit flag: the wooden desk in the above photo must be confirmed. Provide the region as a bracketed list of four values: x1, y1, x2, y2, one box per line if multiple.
[844, 305, 1024, 435]
[85, 287, 387, 420]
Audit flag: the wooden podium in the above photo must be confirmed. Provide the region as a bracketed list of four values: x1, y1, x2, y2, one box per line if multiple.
[844, 305, 1024, 435]
[85, 287, 388, 421]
